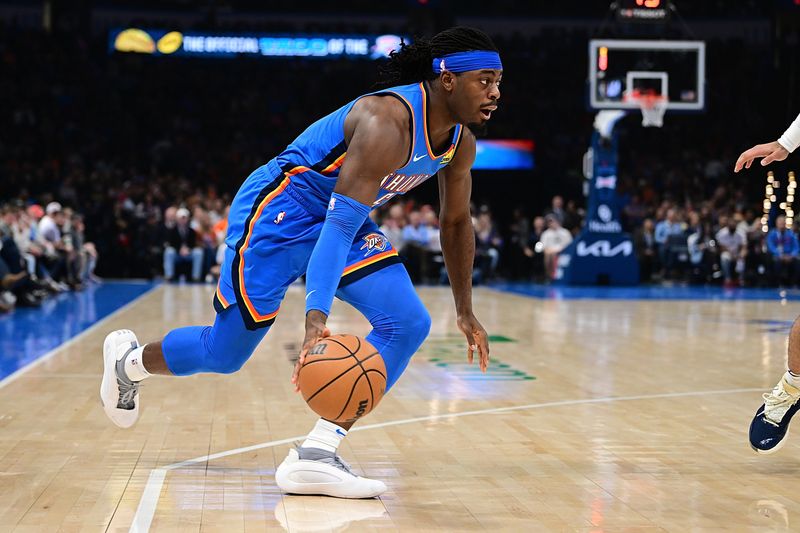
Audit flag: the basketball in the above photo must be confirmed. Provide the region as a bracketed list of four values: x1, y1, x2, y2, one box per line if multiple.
[297, 334, 386, 423]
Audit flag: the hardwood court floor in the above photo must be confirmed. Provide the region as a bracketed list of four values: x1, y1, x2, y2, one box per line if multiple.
[1, 283, 800, 531]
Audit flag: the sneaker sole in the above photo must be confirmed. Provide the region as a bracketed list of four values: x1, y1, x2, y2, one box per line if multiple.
[277, 478, 385, 499]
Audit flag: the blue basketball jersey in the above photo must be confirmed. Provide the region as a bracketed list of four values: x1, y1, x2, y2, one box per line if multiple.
[217, 83, 465, 329]
[274, 82, 464, 210]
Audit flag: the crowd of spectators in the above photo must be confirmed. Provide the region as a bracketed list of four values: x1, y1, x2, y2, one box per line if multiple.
[631, 205, 800, 288]
[0, 201, 98, 314]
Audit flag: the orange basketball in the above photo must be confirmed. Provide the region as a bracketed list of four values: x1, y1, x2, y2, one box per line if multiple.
[297, 334, 386, 423]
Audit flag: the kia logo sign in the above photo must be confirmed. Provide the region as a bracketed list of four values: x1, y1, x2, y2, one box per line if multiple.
[576, 240, 633, 257]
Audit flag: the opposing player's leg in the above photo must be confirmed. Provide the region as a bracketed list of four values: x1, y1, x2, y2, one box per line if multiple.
[750, 315, 800, 453]
[276, 255, 431, 498]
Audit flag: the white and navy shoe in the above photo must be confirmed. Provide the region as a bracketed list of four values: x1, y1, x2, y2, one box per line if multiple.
[100, 329, 141, 428]
[749, 376, 800, 454]
[275, 447, 386, 499]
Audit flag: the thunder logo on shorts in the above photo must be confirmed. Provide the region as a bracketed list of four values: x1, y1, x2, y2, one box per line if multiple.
[360, 233, 388, 257]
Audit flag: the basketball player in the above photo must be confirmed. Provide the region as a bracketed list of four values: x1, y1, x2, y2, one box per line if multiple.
[735, 112, 800, 453]
[100, 27, 498, 497]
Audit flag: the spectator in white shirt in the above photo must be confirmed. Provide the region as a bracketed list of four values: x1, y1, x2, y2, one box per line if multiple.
[715, 214, 747, 287]
[540, 215, 572, 280]
[38, 202, 63, 250]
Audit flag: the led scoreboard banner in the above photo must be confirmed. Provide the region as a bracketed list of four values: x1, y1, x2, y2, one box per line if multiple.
[110, 28, 407, 60]
[615, 0, 672, 22]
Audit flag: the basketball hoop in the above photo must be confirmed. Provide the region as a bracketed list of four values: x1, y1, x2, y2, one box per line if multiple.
[625, 90, 668, 128]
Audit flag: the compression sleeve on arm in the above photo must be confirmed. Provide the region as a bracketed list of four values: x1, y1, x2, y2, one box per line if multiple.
[305, 192, 371, 316]
[778, 113, 800, 153]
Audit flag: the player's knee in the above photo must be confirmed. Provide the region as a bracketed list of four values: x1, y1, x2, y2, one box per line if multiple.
[401, 306, 431, 350]
[200, 328, 254, 374]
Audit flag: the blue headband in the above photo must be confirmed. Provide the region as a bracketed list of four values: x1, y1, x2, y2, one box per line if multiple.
[432, 51, 503, 74]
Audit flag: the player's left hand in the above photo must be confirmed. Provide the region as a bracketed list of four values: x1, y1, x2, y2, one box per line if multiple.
[734, 141, 789, 172]
[292, 310, 330, 392]
[457, 313, 490, 372]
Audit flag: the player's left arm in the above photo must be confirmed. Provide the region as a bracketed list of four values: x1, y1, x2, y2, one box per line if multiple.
[438, 130, 490, 372]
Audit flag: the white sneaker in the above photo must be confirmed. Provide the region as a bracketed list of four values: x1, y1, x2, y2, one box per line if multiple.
[275, 447, 386, 499]
[100, 329, 141, 428]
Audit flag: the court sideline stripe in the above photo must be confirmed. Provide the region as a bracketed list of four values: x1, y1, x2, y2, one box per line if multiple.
[129, 386, 763, 533]
[0, 284, 160, 390]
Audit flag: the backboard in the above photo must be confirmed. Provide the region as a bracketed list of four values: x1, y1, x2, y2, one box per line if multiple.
[588, 39, 705, 112]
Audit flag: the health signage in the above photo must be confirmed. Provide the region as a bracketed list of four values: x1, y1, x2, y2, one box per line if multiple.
[109, 28, 407, 60]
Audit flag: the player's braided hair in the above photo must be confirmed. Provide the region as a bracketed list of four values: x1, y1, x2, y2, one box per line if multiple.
[376, 26, 498, 87]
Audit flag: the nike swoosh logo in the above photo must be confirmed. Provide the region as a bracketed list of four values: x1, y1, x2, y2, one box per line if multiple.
[335, 429, 346, 437]
[306, 290, 316, 301]
[412, 153, 427, 162]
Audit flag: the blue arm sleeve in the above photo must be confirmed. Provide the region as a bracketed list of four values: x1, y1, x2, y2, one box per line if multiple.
[305, 192, 372, 316]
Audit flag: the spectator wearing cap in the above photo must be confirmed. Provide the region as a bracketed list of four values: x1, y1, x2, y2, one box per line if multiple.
[15, 205, 58, 289]
[36, 202, 73, 288]
[38, 202, 62, 246]
[164, 207, 204, 282]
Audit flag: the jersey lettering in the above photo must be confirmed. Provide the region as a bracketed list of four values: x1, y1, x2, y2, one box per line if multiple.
[373, 192, 397, 207]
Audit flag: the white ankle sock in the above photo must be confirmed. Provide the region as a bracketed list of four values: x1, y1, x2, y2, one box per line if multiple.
[786, 370, 800, 388]
[123, 345, 151, 382]
[301, 419, 347, 453]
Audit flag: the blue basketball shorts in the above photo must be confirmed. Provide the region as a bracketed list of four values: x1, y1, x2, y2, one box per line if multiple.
[213, 159, 402, 330]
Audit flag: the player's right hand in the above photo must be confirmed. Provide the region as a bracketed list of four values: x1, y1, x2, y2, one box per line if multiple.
[734, 141, 789, 172]
[292, 310, 330, 392]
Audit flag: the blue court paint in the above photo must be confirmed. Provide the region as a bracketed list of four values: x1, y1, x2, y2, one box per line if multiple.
[489, 282, 800, 302]
[0, 281, 156, 381]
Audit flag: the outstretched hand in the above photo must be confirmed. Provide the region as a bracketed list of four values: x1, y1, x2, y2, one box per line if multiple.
[457, 313, 490, 372]
[292, 310, 330, 392]
[734, 141, 789, 172]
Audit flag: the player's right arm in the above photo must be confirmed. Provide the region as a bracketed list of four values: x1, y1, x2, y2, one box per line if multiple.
[734, 112, 800, 172]
[292, 96, 410, 390]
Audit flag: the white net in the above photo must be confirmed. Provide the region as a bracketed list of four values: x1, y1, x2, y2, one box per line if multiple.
[635, 95, 668, 128]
